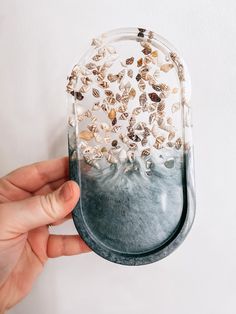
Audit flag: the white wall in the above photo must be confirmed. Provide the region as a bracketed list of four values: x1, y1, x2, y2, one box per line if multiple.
[0, 0, 235, 313]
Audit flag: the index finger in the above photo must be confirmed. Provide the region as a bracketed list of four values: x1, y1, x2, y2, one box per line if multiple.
[4, 157, 69, 193]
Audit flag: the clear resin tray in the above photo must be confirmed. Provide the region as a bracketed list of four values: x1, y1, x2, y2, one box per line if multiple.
[67, 27, 196, 265]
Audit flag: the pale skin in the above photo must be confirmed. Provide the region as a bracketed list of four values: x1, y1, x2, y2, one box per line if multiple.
[0, 157, 91, 313]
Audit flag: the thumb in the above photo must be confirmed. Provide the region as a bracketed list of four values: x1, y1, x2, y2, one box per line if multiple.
[0, 181, 80, 235]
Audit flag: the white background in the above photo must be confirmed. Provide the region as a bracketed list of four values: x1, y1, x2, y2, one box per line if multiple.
[0, 0, 236, 313]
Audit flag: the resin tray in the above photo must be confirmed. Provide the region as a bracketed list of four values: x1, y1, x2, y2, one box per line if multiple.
[67, 27, 196, 265]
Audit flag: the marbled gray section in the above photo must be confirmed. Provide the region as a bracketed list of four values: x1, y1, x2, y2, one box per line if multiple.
[70, 148, 196, 265]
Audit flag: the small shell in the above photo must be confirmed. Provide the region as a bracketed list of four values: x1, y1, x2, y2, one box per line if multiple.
[138, 79, 146, 91]
[160, 63, 174, 73]
[127, 150, 135, 162]
[149, 112, 157, 124]
[142, 47, 152, 55]
[84, 110, 92, 118]
[168, 131, 176, 141]
[151, 50, 158, 58]
[172, 102, 181, 113]
[136, 73, 141, 81]
[91, 38, 103, 48]
[139, 92, 147, 106]
[132, 107, 142, 115]
[127, 69, 133, 78]
[151, 124, 159, 137]
[85, 62, 97, 70]
[99, 81, 109, 89]
[128, 142, 138, 150]
[126, 57, 134, 65]
[106, 153, 118, 164]
[148, 92, 161, 102]
[119, 112, 129, 120]
[129, 116, 136, 127]
[167, 117, 173, 125]
[107, 96, 116, 105]
[80, 85, 90, 93]
[87, 124, 98, 133]
[129, 88, 136, 99]
[117, 69, 125, 82]
[118, 104, 128, 113]
[141, 148, 151, 158]
[119, 133, 129, 143]
[116, 93, 122, 102]
[92, 54, 103, 62]
[94, 132, 102, 143]
[79, 130, 94, 141]
[112, 117, 117, 125]
[141, 137, 148, 146]
[111, 125, 121, 133]
[105, 90, 114, 97]
[92, 88, 100, 98]
[107, 74, 118, 82]
[175, 138, 182, 150]
[153, 69, 160, 80]
[137, 58, 143, 67]
[108, 109, 116, 120]
[157, 102, 165, 111]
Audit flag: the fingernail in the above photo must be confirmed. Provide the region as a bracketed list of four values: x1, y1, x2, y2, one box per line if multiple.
[59, 182, 73, 202]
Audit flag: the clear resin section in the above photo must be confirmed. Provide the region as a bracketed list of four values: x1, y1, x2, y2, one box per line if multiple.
[67, 28, 193, 254]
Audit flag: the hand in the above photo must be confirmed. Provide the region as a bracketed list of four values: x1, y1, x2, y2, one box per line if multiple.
[0, 157, 91, 313]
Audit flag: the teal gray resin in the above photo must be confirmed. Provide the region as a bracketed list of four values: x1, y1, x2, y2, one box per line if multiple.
[67, 28, 196, 265]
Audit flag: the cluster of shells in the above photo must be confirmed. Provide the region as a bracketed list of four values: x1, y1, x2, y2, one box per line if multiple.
[67, 28, 190, 170]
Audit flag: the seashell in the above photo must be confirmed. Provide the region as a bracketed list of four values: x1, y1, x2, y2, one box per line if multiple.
[148, 92, 161, 102]
[172, 102, 181, 113]
[87, 124, 98, 133]
[119, 133, 129, 143]
[105, 90, 114, 97]
[137, 58, 143, 67]
[104, 136, 111, 144]
[124, 81, 131, 92]
[157, 117, 165, 127]
[151, 50, 158, 58]
[106, 45, 116, 54]
[141, 137, 148, 146]
[128, 142, 138, 150]
[129, 115, 136, 127]
[142, 47, 152, 55]
[164, 158, 175, 169]
[101, 102, 109, 112]
[92, 54, 103, 62]
[99, 81, 109, 89]
[94, 132, 102, 143]
[107, 96, 116, 105]
[138, 79, 146, 91]
[108, 109, 116, 120]
[159, 83, 170, 91]
[79, 130, 94, 141]
[136, 73, 141, 81]
[129, 88, 136, 99]
[141, 148, 151, 158]
[134, 121, 146, 131]
[118, 104, 128, 113]
[107, 73, 118, 82]
[100, 122, 110, 131]
[175, 138, 182, 150]
[84, 110, 92, 118]
[148, 76, 157, 86]
[119, 149, 127, 162]
[148, 103, 156, 112]
[117, 69, 125, 82]
[116, 93, 122, 102]
[160, 63, 174, 72]
[111, 139, 118, 147]
[77, 114, 85, 122]
[168, 131, 175, 141]
[112, 117, 117, 125]
[152, 84, 161, 92]
[126, 57, 134, 65]
[119, 112, 129, 120]
[106, 153, 118, 164]
[143, 127, 151, 137]
[139, 92, 147, 106]
[85, 62, 97, 70]
[111, 125, 121, 133]
[127, 150, 135, 162]
[132, 107, 142, 115]
[92, 88, 100, 98]
[70, 91, 84, 101]
[81, 76, 92, 85]
[149, 112, 157, 124]
[167, 117, 173, 125]
[91, 38, 103, 48]
[128, 132, 141, 142]
[157, 102, 165, 111]
[127, 69, 133, 78]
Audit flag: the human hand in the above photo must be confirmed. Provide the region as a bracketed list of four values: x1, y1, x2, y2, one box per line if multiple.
[0, 157, 91, 313]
